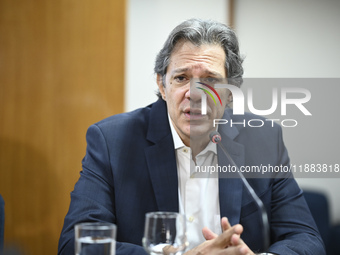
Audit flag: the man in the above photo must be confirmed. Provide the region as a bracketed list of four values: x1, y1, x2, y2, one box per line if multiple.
[58, 19, 325, 254]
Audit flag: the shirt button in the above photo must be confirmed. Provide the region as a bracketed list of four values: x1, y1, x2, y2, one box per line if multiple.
[183, 148, 188, 153]
[188, 216, 194, 222]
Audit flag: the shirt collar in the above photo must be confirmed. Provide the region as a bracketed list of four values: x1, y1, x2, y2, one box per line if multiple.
[168, 113, 217, 155]
[168, 114, 185, 150]
[199, 139, 217, 156]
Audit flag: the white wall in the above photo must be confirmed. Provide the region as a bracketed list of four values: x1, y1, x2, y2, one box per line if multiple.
[125, 0, 228, 111]
[234, 0, 340, 223]
[234, 0, 340, 78]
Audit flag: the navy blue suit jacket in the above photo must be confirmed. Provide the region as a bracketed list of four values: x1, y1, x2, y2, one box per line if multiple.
[58, 99, 325, 254]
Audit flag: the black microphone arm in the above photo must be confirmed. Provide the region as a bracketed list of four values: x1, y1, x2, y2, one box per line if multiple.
[209, 131, 270, 252]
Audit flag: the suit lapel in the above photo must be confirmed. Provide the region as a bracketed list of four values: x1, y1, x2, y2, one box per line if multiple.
[144, 100, 179, 212]
[142, 101, 245, 223]
[218, 110, 245, 226]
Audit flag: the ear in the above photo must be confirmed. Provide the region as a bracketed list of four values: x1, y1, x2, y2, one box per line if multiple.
[228, 91, 233, 103]
[156, 74, 166, 101]
[227, 90, 233, 108]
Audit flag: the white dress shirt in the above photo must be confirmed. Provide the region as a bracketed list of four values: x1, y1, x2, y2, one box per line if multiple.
[168, 115, 222, 250]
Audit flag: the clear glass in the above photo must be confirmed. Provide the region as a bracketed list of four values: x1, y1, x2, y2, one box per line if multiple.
[142, 212, 187, 255]
[75, 222, 116, 255]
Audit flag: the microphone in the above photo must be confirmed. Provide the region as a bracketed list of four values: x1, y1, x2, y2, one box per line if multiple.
[210, 131, 270, 252]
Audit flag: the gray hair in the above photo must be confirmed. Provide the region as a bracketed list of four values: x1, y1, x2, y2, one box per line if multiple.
[155, 18, 244, 98]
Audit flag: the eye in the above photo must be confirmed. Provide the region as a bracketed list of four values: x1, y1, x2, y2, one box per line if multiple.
[174, 75, 188, 83]
[202, 77, 219, 84]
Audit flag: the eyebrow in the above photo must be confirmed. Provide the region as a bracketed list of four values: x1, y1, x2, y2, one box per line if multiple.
[170, 68, 189, 76]
[170, 68, 224, 77]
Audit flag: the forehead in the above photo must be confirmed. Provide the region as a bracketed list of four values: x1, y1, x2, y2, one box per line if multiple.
[168, 41, 226, 76]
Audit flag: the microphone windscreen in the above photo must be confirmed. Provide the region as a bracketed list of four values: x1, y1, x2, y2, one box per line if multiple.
[209, 131, 221, 143]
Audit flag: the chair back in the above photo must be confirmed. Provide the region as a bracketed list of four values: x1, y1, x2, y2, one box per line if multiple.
[0, 194, 4, 254]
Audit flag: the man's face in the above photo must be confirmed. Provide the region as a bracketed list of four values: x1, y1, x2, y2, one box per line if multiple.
[157, 41, 229, 147]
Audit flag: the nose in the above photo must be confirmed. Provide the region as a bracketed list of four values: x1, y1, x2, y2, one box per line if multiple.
[187, 82, 203, 102]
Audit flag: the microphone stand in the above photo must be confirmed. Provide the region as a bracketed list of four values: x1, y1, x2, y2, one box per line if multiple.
[210, 131, 270, 252]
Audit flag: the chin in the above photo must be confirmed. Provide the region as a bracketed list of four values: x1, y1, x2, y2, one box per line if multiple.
[189, 125, 213, 140]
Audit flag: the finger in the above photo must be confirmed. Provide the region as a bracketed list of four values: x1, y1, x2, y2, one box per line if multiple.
[238, 244, 253, 255]
[162, 245, 178, 255]
[214, 224, 244, 248]
[223, 244, 253, 255]
[230, 224, 245, 246]
[230, 233, 242, 246]
[233, 224, 243, 235]
[221, 217, 231, 232]
[202, 226, 218, 240]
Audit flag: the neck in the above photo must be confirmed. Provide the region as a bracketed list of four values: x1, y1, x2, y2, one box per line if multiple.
[185, 136, 210, 160]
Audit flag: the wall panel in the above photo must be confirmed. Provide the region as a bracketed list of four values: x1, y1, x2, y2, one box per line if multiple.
[0, 0, 125, 254]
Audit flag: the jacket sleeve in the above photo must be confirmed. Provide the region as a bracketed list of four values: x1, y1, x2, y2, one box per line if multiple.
[58, 124, 147, 255]
[267, 125, 326, 255]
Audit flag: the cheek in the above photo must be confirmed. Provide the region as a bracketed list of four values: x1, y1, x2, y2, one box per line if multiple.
[217, 90, 230, 107]
[216, 95, 229, 118]
[165, 91, 181, 112]
[169, 88, 187, 103]
[216, 107, 226, 119]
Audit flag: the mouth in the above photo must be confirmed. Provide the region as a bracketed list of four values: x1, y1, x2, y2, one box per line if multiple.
[184, 108, 205, 120]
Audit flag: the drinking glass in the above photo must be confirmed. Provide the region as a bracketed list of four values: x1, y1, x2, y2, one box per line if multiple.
[142, 212, 187, 255]
[75, 222, 116, 255]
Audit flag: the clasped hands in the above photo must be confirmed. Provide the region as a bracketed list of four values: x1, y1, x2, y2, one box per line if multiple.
[163, 217, 254, 255]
